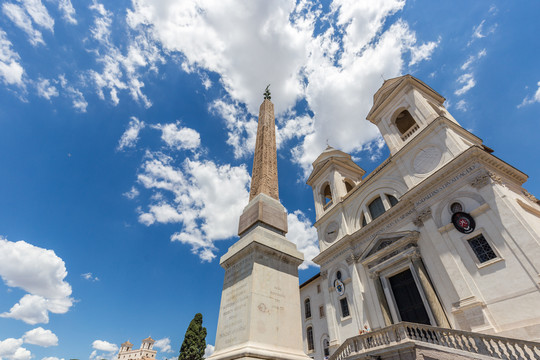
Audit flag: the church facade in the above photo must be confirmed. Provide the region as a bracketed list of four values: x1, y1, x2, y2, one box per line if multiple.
[299, 75, 540, 360]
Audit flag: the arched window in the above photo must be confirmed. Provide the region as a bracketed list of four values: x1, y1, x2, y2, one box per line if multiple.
[368, 196, 385, 220]
[307, 326, 314, 351]
[304, 298, 311, 319]
[322, 183, 333, 209]
[395, 110, 419, 140]
[387, 194, 398, 207]
[344, 179, 354, 193]
[323, 339, 330, 357]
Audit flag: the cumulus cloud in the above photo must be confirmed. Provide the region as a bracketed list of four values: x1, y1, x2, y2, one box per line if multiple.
[0, 30, 25, 86]
[518, 81, 540, 108]
[409, 36, 440, 66]
[152, 122, 201, 151]
[123, 186, 140, 199]
[287, 210, 319, 269]
[204, 344, 214, 358]
[209, 100, 257, 159]
[22, 327, 58, 347]
[0, 338, 31, 360]
[43, 357, 64, 360]
[90, 340, 118, 360]
[36, 78, 59, 99]
[137, 152, 250, 261]
[153, 338, 172, 353]
[127, 0, 435, 169]
[117, 117, 145, 151]
[0, 237, 73, 325]
[2, 3, 44, 46]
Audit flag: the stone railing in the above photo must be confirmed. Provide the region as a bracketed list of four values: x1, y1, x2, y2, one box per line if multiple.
[329, 322, 540, 360]
[400, 123, 420, 141]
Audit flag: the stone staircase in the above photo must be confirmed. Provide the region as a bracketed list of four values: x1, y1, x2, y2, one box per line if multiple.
[329, 322, 540, 360]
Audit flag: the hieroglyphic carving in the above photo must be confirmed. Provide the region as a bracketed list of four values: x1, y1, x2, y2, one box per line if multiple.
[249, 99, 279, 201]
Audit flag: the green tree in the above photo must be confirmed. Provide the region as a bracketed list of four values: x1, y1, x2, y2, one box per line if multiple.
[178, 313, 207, 360]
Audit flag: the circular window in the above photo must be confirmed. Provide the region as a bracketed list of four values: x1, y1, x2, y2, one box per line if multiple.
[336, 271, 342, 280]
[450, 202, 463, 214]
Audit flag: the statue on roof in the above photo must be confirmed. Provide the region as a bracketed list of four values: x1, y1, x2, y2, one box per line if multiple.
[263, 84, 271, 100]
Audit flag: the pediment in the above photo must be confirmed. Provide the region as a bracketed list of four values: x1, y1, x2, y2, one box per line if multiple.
[360, 230, 420, 266]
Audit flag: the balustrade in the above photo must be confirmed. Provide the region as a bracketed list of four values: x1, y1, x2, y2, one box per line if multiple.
[328, 322, 540, 360]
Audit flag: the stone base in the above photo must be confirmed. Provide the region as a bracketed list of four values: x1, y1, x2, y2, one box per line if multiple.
[211, 226, 308, 360]
[208, 342, 311, 360]
[238, 193, 288, 236]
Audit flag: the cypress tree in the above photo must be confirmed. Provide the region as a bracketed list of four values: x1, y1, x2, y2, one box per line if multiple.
[178, 313, 207, 360]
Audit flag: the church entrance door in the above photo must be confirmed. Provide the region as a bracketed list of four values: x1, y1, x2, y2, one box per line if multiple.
[389, 269, 431, 325]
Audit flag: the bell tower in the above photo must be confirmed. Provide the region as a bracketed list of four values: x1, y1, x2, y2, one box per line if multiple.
[208, 87, 310, 360]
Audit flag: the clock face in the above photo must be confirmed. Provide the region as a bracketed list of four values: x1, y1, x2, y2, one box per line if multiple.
[324, 221, 339, 243]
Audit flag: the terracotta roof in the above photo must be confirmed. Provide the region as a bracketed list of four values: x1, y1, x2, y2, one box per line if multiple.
[142, 337, 155, 343]
[121, 341, 133, 347]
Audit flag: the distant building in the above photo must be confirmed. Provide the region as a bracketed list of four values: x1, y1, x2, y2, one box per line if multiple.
[300, 75, 540, 359]
[118, 337, 156, 360]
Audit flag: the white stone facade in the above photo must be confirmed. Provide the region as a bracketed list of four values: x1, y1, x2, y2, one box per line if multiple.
[118, 337, 156, 360]
[300, 75, 540, 360]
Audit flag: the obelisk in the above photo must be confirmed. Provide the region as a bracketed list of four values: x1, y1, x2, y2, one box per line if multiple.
[208, 87, 309, 360]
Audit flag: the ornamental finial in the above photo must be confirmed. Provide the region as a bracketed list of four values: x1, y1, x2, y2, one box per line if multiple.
[263, 84, 271, 100]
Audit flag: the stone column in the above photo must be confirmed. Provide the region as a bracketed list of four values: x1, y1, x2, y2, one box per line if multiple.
[371, 273, 393, 326]
[411, 257, 450, 328]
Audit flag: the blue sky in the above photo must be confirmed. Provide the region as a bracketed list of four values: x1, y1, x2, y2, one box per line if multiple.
[0, 0, 539, 359]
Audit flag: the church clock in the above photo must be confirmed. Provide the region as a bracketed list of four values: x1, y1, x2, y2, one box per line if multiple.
[324, 221, 339, 243]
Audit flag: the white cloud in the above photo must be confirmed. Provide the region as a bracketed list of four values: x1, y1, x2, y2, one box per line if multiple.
[123, 186, 140, 199]
[59, 75, 88, 112]
[92, 340, 118, 352]
[56, 0, 76, 24]
[153, 338, 172, 353]
[90, 340, 118, 360]
[0, 338, 31, 360]
[518, 81, 540, 108]
[2, 3, 44, 46]
[137, 152, 250, 261]
[43, 357, 64, 360]
[287, 210, 319, 269]
[124, 0, 439, 169]
[152, 122, 201, 151]
[81, 272, 99, 282]
[22, 327, 58, 347]
[117, 117, 145, 151]
[456, 99, 468, 112]
[209, 99, 257, 159]
[36, 78, 59, 99]
[19, 0, 55, 32]
[461, 49, 486, 71]
[455, 73, 475, 96]
[409, 36, 440, 66]
[0, 237, 73, 325]
[0, 30, 25, 86]
[88, 1, 164, 108]
[204, 344, 214, 358]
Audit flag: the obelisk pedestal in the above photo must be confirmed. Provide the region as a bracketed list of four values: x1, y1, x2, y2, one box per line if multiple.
[208, 94, 310, 360]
